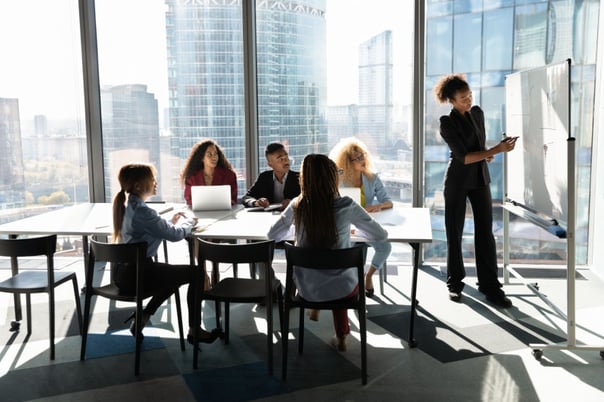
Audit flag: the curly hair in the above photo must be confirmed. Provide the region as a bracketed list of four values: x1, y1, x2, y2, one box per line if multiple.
[328, 136, 374, 186]
[294, 154, 339, 248]
[433, 73, 469, 104]
[180, 139, 234, 185]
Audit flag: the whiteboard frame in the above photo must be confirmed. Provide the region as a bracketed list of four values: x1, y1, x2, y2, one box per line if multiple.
[503, 59, 604, 358]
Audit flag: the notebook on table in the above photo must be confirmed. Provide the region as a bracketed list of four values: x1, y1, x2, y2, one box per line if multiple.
[339, 187, 361, 205]
[191, 185, 232, 211]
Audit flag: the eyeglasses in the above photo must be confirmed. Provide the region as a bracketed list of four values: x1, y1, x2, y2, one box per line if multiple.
[275, 154, 290, 163]
[337, 168, 344, 175]
[205, 151, 219, 158]
[350, 153, 366, 163]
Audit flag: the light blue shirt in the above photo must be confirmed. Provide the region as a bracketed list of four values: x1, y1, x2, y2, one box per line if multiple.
[267, 196, 388, 301]
[361, 173, 392, 207]
[121, 194, 194, 258]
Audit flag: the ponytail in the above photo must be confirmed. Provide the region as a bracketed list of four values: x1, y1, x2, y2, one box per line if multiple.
[112, 189, 126, 243]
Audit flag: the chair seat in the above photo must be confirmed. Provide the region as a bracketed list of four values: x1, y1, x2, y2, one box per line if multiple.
[204, 278, 266, 302]
[293, 293, 360, 309]
[0, 270, 76, 293]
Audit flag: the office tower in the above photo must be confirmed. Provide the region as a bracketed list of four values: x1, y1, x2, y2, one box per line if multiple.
[0, 98, 25, 210]
[358, 30, 393, 156]
[164, 0, 327, 180]
[101, 84, 161, 198]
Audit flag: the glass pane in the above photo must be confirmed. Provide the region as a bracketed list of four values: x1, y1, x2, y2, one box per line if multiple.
[453, 12, 482, 73]
[425, 0, 598, 265]
[0, 0, 88, 226]
[255, 0, 415, 206]
[95, 0, 246, 203]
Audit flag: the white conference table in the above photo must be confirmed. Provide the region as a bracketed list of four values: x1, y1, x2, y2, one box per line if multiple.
[195, 206, 433, 347]
[0, 203, 432, 347]
[0, 202, 238, 321]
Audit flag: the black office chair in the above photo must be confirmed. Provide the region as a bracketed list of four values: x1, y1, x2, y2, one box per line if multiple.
[80, 239, 186, 375]
[282, 242, 368, 384]
[192, 238, 282, 374]
[0, 234, 82, 360]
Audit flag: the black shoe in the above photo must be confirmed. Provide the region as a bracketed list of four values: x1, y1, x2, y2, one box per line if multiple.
[448, 290, 462, 302]
[187, 328, 221, 345]
[486, 293, 513, 308]
[365, 287, 375, 298]
[125, 312, 149, 340]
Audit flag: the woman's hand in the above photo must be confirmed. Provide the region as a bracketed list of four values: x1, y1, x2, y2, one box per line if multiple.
[171, 211, 186, 225]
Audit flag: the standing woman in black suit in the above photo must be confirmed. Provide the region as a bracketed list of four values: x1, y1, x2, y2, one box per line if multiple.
[434, 74, 518, 308]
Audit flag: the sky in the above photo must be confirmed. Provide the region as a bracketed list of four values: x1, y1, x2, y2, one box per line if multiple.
[0, 0, 413, 121]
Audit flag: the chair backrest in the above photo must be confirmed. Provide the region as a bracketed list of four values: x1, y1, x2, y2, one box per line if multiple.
[0, 234, 57, 258]
[87, 240, 148, 292]
[283, 242, 367, 301]
[88, 240, 147, 265]
[197, 238, 275, 271]
[196, 238, 276, 294]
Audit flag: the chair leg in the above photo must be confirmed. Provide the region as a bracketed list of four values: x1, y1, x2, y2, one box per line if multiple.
[134, 301, 143, 375]
[360, 306, 367, 385]
[71, 277, 83, 335]
[298, 307, 304, 354]
[49, 290, 56, 361]
[224, 302, 230, 344]
[25, 293, 32, 335]
[80, 292, 93, 360]
[266, 293, 273, 375]
[281, 303, 290, 381]
[174, 290, 185, 351]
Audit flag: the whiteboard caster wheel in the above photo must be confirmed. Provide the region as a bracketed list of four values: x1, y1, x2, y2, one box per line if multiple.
[532, 349, 543, 360]
[10, 321, 20, 331]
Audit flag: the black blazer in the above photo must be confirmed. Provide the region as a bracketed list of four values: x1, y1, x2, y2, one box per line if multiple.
[439, 105, 491, 189]
[242, 170, 301, 207]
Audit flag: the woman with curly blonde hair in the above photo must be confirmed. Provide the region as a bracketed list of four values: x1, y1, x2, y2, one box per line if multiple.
[329, 137, 392, 297]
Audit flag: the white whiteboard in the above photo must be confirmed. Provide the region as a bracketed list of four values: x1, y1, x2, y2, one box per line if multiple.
[504, 60, 571, 227]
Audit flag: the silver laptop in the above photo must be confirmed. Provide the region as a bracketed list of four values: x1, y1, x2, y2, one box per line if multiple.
[339, 187, 361, 205]
[191, 185, 232, 211]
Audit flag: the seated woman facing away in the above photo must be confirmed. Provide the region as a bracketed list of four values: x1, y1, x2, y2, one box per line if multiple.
[267, 154, 388, 351]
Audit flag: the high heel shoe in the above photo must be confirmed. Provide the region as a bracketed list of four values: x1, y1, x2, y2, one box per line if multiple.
[187, 327, 221, 345]
[124, 312, 150, 340]
[365, 287, 375, 298]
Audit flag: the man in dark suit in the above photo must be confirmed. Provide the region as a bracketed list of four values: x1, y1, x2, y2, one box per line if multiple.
[242, 142, 300, 211]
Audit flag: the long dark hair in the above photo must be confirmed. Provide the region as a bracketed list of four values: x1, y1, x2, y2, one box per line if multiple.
[180, 139, 234, 185]
[294, 154, 339, 248]
[112, 163, 156, 242]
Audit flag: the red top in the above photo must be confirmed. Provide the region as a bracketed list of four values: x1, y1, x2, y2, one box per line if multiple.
[183, 167, 238, 206]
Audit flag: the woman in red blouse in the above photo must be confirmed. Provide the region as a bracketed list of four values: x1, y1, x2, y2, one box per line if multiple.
[180, 139, 238, 206]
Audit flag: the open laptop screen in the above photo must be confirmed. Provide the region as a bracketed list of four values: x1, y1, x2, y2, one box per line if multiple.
[191, 185, 232, 211]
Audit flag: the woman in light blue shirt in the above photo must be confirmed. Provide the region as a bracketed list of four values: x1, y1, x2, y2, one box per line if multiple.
[268, 154, 387, 351]
[113, 163, 219, 344]
[330, 137, 393, 297]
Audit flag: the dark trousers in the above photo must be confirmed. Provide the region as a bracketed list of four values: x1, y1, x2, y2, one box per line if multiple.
[115, 259, 197, 327]
[444, 184, 502, 294]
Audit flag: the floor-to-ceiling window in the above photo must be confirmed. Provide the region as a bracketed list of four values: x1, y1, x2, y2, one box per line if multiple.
[424, 0, 599, 265]
[0, 0, 88, 244]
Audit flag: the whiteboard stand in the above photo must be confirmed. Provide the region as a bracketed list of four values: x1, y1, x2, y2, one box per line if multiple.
[503, 137, 604, 360]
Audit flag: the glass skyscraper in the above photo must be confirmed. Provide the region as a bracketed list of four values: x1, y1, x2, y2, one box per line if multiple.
[165, 0, 327, 189]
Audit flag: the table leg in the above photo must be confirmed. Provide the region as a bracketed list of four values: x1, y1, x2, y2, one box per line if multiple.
[8, 234, 22, 323]
[408, 242, 419, 348]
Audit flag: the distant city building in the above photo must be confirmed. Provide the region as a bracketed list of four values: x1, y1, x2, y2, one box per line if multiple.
[164, 0, 327, 190]
[358, 30, 393, 157]
[101, 84, 160, 197]
[326, 104, 358, 150]
[0, 98, 25, 209]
